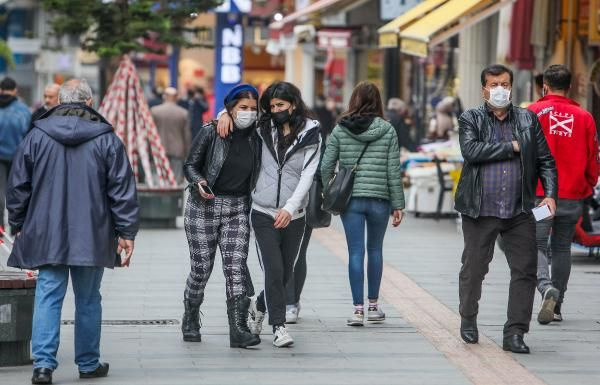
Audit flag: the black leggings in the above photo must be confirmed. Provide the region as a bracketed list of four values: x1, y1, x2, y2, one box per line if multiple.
[252, 210, 306, 326]
[285, 226, 312, 305]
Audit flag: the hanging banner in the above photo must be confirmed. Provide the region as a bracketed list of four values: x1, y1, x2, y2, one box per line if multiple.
[214, 12, 245, 114]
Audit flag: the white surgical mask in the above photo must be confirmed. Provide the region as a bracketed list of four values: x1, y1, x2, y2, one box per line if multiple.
[486, 86, 511, 109]
[234, 110, 257, 129]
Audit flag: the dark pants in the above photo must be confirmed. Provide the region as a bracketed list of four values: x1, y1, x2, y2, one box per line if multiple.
[285, 225, 312, 305]
[0, 160, 10, 229]
[536, 198, 583, 304]
[252, 210, 306, 326]
[459, 213, 537, 337]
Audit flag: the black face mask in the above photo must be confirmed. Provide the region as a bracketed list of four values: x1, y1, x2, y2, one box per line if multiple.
[272, 109, 291, 126]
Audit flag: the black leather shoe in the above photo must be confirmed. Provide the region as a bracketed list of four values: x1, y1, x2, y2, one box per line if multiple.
[32, 368, 53, 384]
[79, 362, 109, 379]
[460, 317, 478, 343]
[503, 334, 530, 354]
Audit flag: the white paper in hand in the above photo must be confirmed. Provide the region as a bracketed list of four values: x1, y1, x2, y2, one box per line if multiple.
[532, 204, 552, 221]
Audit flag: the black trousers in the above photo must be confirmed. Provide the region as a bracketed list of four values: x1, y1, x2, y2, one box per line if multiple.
[285, 225, 312, 305]
[252, 210, 306, 326]
[459, 213, 537, 337]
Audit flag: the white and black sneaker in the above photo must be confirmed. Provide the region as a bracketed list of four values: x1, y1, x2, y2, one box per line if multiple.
[248, 296, 265, 335]
[273, 325, 294, 347]
[538, 287, 559, 325]
[285, 304, 299, 324]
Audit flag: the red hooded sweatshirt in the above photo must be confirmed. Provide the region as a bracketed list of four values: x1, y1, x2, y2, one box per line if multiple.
[528, 94, 598, 199]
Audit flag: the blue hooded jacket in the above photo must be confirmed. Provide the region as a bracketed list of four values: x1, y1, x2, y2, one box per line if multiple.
[0, 94, 31, 161]
[7, 103, 139, 269]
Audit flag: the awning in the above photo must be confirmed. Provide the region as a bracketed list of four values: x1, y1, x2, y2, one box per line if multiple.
[378, 0, 514, 56]
[377, 0, 447, 48]
[269, 0, 369, 30]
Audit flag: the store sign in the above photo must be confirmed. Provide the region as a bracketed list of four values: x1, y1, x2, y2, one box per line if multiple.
[317, 30, 352, 49]
[214, 0, 252, 13]
[214, 13, 245, 113]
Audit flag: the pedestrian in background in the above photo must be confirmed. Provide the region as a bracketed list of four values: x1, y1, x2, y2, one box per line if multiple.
[151, 87, 191, 184]
[313, 94, 338, 136]
[7, 79, 139, 384]
[528, 64, 598, 324]
[385, 97, 417, 152]
[30, 83, 60, 130]
[188, 86, 209, 139]
[455, 64, 557, 354]
[320, 81, 404, 327]
[181, 84, 262, 348]
[0, 77, 31, 230]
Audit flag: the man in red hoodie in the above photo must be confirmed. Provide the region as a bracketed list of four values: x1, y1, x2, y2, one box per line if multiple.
[528, 65, 599, 324]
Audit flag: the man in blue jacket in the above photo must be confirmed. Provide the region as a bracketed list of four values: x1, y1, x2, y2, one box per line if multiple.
[0, 77, 31, 230]
[6, 79, 139, 385]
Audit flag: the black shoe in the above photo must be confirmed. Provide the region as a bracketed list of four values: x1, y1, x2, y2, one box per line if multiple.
[227, 295, 261, 348]
[182, 299, 202, 342]
[32, 368, 53, 384]
[460, 317, 478, 344]
[79, 362, 109, 379]
[502, 334, 530, 354]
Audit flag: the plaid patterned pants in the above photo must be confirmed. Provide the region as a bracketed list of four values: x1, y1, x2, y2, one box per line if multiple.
[184, 194, 254, 303]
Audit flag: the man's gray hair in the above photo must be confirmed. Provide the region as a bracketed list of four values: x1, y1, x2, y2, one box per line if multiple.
[59, 79, 93, 104]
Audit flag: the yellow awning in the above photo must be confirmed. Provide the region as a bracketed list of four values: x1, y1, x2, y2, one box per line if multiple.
[399, 0, 514, 57]
[377, 0, 448, 48]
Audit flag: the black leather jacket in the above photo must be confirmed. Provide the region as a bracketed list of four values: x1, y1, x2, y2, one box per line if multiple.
[454, 104, 557, 218]
[183, 121, 261, 191]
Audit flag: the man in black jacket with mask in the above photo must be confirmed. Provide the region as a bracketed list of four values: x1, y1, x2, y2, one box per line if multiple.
[454, 64, 557, 354]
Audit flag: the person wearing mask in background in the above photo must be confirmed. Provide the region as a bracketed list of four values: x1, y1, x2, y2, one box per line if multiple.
[30, 83, 60, 130]
[189, 86, 209, 139]
[527, 65, 598, 324]
[0, 77, 31, 230]
[385, 97, 417, 152]
[455, 64, 557, 354]
[320, 81, 405, 327]
[217, 81, 321, 347]
[182, 84, 262, 348]
[151, 87, 191, 184]
[7, 79, 138, 384]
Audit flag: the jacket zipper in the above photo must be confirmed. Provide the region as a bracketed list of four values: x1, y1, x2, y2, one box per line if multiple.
[276, 166, 283, 207]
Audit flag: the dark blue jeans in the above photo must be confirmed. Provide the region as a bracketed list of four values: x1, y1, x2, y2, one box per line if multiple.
[340, 197, 391, 305]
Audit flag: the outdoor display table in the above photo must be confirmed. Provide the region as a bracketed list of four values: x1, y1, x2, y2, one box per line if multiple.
[0, 271, 36, 366]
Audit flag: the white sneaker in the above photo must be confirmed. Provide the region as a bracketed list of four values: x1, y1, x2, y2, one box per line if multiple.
[273, 325, 294, 347]
[285, 305, 299, 324]
[248, 296, 265, 335]
[347, 309, 364, 326]
[367, 305, 385, 322]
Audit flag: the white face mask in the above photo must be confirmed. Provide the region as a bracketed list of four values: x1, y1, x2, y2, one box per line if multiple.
[234, 110, 257, 129]
[486, 86, 511, 108]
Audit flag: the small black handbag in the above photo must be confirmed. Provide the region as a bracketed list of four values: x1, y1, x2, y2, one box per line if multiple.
[322, 142, 370, 215]
[306, 179, 331, 228]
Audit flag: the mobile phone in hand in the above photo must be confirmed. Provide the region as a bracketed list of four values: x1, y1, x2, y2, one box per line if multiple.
[200, 184, 214, 195]
[115, 252, 122, 267]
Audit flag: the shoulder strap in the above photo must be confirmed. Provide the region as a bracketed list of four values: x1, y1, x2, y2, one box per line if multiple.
[302, 147, 319, 171]
[353, 142, 370, 169]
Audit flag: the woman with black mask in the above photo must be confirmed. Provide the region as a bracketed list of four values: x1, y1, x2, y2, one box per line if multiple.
[182, 84, 261, 349]
[218, 81, 321, 347]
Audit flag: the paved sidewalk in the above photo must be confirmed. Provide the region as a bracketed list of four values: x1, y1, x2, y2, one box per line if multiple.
[1, 215, 599, 384]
